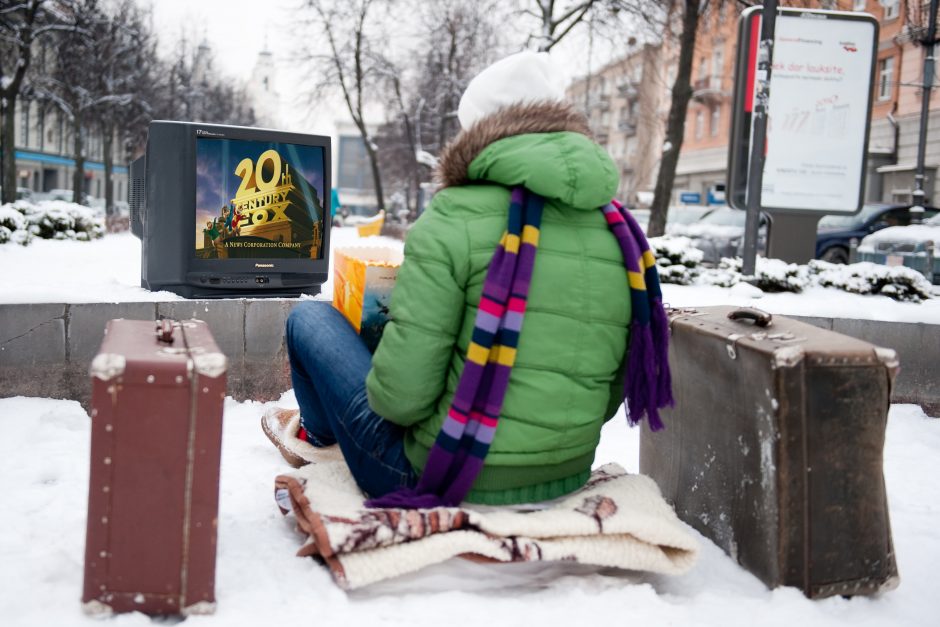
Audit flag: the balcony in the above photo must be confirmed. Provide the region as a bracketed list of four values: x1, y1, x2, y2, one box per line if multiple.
[618, 119, 638, 137]
[692, 75, 728, 104]
[617, 80, 640, 101]
[590, 93, 611, 112]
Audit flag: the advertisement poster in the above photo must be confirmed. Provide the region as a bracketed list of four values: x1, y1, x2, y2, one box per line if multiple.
[195, 138, 326, 259]
[761, 13, 876, 212]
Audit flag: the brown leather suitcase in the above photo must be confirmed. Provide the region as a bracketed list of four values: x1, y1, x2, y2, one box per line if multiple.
[640, 306, 899, 598]
[82, 319, 226, 616]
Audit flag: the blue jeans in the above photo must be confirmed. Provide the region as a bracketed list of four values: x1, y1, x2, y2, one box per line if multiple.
[285, 301, 417, 498]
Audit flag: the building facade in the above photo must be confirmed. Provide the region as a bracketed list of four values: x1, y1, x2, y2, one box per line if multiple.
[567, 0, 940, 207]
[566, 44, 666, 206]
[9, 98, 129, 203]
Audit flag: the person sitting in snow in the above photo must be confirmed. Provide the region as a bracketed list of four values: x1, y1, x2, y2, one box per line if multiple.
[263, 51, 670, 507]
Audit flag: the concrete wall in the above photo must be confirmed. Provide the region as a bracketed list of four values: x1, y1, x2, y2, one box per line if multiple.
[0, 300, 296, 411]
[0, 301, 937, 416]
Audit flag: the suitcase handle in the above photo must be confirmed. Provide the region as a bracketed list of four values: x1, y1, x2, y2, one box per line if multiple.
[727, 307, 773, 327]
[155, 319, 175, 344]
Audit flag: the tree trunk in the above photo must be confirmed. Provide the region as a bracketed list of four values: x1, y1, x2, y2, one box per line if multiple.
[648, 0, 700, 238]
[72, 114, 85, 205]
[103, 121, 114, 215]
[362, 133, 385, 211]
[1, 97, 17, 205]
[400, 114, 421, 214]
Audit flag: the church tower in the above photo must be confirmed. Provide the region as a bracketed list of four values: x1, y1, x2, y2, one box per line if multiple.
[252, 41, 280, 127]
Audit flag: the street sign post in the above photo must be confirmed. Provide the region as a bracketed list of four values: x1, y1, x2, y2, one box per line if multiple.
[728, 7, 879, 266]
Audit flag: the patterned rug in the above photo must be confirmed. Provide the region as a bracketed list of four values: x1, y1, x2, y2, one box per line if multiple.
[274, 461, 699, 591]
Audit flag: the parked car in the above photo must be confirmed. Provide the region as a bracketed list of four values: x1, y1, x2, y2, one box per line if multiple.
[672, 206, 768, 264]
[667, 203, 940, 267]
[629, 208, 650, 232]
[337, 204, 380, 227]
[815, 204, 939, 264]
[40, 188, 77, 202]
[856, 213, 940, 284]
[0, 187, 34, 201]
[664, 205, 717, 234]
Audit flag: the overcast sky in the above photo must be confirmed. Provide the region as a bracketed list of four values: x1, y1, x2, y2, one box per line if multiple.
[144, 0, 626, 138]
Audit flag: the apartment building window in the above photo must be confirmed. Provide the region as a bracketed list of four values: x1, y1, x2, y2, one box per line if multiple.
[711, 105, 721, 137]
[878, 56, 894, 101]
[712, 48, 724, 86]
[853, 0, 866, 11]
[695, 110, 704, 140]
[883, 0, 899, 20]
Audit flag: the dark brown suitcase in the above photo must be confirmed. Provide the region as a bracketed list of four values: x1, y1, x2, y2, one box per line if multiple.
[82, 319, 226, 616]
[640, 306, 899, 599]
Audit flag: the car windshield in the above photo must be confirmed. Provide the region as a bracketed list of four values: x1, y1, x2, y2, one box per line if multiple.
[668, 206, 710, 224]
[926, 213, 940, 226]
[817, 204, 887, 229]
[699, 208, 746, 227]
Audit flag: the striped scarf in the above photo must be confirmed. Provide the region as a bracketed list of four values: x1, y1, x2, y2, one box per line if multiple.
[366, 189, 672, 509]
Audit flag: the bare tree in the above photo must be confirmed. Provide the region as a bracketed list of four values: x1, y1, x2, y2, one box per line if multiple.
[521, 0, 640, 52]
[647, 0, 703, 237]
[0, 0, 76, 204]
[28, 0, 112, 204]
[373, 0, 502, 216]
[299, 0, 390, 211]
[91, 0, 154, 215]
[523, 0, 599, 51]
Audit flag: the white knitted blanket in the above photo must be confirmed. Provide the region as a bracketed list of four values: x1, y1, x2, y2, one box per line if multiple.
[274, 461, 698, 591]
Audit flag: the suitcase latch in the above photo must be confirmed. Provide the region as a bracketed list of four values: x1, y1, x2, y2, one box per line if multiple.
[726, 333, 744, 360]
[155, 319, 175, 344]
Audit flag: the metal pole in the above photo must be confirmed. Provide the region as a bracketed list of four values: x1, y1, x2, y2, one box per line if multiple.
[742, 0, 777, 276]
[913, 0, 940, 221]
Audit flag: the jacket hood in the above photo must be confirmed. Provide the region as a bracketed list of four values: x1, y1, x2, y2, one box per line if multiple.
[435, 101, 619, 210]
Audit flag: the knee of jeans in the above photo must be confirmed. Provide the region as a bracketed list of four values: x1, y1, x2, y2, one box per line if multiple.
[286, 301, 333, 345]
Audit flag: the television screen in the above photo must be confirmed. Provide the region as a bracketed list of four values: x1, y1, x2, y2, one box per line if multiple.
[195, 137, 326, 261]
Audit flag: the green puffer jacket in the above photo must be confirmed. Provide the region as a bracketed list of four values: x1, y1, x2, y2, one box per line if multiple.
[366, 102, 632, 505]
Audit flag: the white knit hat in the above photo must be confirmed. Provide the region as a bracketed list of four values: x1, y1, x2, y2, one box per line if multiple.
[457, 51, 566, 130]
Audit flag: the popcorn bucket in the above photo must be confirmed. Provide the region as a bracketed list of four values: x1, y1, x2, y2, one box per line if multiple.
[355, 210, 385, 238]
[332, 246, 402, 351]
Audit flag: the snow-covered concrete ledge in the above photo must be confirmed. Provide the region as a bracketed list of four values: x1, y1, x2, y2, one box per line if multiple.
[0, 299, 937, 415]
[0, 299, 294, 410]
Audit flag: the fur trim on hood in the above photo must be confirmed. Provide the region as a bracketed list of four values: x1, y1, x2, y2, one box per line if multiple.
[435, 101, 592, 189]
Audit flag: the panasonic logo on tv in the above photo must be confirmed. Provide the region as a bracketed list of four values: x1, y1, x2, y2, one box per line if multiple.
[255, 263, 275, 268]
[196, 129, 225, 137]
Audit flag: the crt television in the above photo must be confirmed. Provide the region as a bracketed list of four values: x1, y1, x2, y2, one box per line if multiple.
[130, 121, 331, 298]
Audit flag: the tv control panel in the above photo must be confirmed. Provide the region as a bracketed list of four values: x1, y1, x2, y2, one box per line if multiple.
[177, 272, 324, 298]
[188, 273, 277, 288]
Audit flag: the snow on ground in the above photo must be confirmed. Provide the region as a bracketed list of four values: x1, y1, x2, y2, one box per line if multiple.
[0, 396, 936, 626]
[0, 228, 401, 305]
[1, 228, 939, 322]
